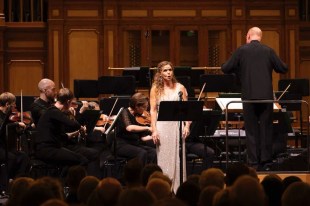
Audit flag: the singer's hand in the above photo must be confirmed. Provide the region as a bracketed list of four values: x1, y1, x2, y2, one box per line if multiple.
[152, 130, 160, 145]
[182, 126, 190, 139]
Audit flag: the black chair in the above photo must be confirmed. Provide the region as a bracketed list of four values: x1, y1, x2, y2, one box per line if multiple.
[98, 76, 136, 96]
[74, 79, 99, 100]
[27, 131, 63, 179]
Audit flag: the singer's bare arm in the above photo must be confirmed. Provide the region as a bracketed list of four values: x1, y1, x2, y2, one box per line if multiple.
[150, 86, 159, 144]
[179, 84, 191, 138]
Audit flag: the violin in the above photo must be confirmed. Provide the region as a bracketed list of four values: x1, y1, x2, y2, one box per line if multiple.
[9, 109, 32, 125]
[96, 114, 115, 126]
[135, 111, 151, 126]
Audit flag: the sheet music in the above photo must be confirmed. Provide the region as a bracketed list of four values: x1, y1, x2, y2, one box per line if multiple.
[216, 98, 280, 112]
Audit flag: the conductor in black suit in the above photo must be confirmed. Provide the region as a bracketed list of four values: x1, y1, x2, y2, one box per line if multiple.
[221, 27, 288, 168]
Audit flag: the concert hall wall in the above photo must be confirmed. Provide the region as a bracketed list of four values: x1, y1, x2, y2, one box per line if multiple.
[0, 0, 308, 116]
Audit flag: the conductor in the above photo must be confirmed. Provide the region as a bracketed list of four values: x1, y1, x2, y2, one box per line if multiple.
[221, 27, 288, 169]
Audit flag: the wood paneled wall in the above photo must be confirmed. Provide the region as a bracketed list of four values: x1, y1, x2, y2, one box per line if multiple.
[0, 0, 304, 97]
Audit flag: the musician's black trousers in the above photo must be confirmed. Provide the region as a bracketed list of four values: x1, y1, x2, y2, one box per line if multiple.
[242, 102, 273, 165]
[186, 142, 215, 169]
[116, 143, 157, 165]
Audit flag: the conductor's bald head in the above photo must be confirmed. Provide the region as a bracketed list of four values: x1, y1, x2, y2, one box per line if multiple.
[246, 27, 262, 43]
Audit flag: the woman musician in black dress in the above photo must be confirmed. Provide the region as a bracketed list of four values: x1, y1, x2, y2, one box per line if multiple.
[115, 92, 156, 165]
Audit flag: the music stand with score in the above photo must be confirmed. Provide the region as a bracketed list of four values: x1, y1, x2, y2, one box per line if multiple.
[81, 110, 102, 136]
[157, 100, 204, 183]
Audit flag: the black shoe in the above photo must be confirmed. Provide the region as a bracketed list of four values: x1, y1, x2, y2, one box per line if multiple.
[260, 160, 274, 171]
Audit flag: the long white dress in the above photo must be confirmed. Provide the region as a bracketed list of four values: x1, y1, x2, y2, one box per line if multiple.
[156, 83, 186, 193]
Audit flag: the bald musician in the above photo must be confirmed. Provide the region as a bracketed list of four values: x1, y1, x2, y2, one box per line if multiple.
[221, 27, 288, 170]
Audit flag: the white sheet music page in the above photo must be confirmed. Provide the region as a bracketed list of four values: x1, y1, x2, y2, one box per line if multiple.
[216, 98, 280, 112]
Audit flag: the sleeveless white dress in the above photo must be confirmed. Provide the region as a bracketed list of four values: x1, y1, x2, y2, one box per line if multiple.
[156, 83, 186, 193]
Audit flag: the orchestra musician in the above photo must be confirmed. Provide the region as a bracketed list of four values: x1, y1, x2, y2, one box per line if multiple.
[0, 92, 30, 180]
[30, 78, 56, 126]
[31, 79, 101, 177]
[221, 27, 288, 170]
[34, 88, 98, 175]
[68, 100, 112, 176]
[115, 92, 156, 165]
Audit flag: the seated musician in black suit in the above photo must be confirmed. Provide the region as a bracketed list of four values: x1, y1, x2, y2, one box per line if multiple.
[115, 92, 156, 165]
[0, 92, 30, 180]
[30, 78, 57, 126]
[35, 88, 96, 173]
[67, 100, 113, 175]
[31, 79, 101, 177]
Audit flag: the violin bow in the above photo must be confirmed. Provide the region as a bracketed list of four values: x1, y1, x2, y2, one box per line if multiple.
[103, 98, 119, 130]
[20, 90, 23, 123]
[277, 83, 291, 101]
[198, 83, 206, 101]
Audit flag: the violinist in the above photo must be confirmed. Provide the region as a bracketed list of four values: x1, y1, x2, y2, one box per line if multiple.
[63, 100, 104, 178]
[115, 92, 156, 165]
[35, 88, 92, 170]
[0, 92, 30, 180]
[74, 101, 113, 163]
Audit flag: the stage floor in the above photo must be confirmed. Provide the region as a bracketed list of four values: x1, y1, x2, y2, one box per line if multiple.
[257, 172, 310, 184]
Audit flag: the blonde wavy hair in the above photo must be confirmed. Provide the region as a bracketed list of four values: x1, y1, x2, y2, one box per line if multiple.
[152, 61, 178, 97]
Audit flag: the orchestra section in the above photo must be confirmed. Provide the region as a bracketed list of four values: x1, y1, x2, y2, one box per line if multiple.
[0, 0, 309, 178]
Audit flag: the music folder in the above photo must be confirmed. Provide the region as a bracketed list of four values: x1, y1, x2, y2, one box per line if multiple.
[216, 98, 280, 112]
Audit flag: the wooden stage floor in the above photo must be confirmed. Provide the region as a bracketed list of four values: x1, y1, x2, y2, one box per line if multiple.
[257, 171, 310, 184]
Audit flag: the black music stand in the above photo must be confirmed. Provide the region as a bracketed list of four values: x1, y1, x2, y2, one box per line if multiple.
[99, 98, 130, 116]
[80, 110, 102, 136]
[189, 110, 222, 138]
[158, 100, 203, 183]
[105, 108, 124, 158]
[98, 76, 136, 96]
[15, 96, 36, 112]
[123, 67, 151, 88]
[200, 74, 239, 93]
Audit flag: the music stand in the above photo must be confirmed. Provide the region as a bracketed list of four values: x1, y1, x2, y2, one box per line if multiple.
[158, 100, 203, 183]
[80, 110, 102, 136]
[104, 108, 124, 158]
[200, 74, 238, 93]
[99, 98, 130, 115]
[105, 107, 124, 136]
[189, 110, 222, 138]
[15, 96, 36, 112]
[98, 76, 136, 96]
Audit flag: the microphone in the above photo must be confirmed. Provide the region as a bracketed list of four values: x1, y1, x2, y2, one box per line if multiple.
[178, 91, 183, 101]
